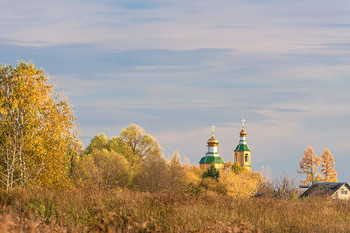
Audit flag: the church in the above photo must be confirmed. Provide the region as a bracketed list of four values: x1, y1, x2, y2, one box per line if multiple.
[199, 119, 252, 171]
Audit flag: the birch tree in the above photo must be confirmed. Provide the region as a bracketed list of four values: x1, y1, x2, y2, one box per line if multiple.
[0, 61, 78, 190]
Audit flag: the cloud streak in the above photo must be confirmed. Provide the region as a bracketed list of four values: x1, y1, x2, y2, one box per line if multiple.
[0, 0, 350, 181]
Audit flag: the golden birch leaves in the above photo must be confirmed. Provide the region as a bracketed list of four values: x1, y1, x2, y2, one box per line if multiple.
[0, 61, 78, 189]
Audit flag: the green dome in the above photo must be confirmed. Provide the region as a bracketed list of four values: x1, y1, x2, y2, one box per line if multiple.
[234, 144, 251, 152]
[199, 156, 225, 164]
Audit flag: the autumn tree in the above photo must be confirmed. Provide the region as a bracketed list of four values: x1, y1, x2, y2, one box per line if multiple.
[68, 139, 84, 177]
[167, 150, 187, 192]
[218, 169, 261, 198]
[84, 124, 161, 166]
[320, 148, 337, 182]
[231, 162, 245, 174]
[81, 124, 164, 190]
[0, 62, 78, 190]
[119, 124, 161, 166]
[132, 153, 169, 192]
[184, 164, 202, 193]
[297, 146, 321, 185]
[73, 149, 131, 190]
[273, 173, 297, 199]
[84, 134, 108, 155]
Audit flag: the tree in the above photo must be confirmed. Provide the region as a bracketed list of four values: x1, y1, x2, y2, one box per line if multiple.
[320, 148, 337, 182]
[273, 173, 296, 199]
[232, 162, 245, 174]
[167, 150, 187, 192]
[132, 154, 169, 192]
[201, 164, 219, 180]
[218, 169, 260, 199]
[184, 165, 202, 193]
[84, 134, 108, 155]
[0, 62, 78, 190]
[224, 162, 246, 174]
[297, 146, 321, 185]
[107, 136, 133, 159]
[119, 124, 161, 166]
[68, 139, 84, 177]
[73, 149, 131, 190]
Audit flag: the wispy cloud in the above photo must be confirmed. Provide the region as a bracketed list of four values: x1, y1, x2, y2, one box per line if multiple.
[1, 0, 350, 181]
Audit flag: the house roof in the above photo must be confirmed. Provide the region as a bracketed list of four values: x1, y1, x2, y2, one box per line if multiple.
[300, 182, 350, 198]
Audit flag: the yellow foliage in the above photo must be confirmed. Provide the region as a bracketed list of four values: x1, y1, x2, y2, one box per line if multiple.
[218, 169, 260, 198]
[0, 61, 78, 190]
[297, 146, 321, 185]
[184, 165, 202, 186]
[320, 148, 337, 182]
[73, 149, 131, 190]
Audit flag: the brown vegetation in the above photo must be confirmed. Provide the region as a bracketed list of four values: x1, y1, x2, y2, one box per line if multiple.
[0, 187, 349, 232]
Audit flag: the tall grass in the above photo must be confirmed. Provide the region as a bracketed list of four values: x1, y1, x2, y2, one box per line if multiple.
[0, 187, 349, 232]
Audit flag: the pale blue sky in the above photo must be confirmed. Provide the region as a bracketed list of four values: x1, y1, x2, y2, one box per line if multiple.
[1, 0, 350, 181]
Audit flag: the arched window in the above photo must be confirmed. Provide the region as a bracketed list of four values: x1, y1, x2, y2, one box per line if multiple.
[245, 154, 248, 162]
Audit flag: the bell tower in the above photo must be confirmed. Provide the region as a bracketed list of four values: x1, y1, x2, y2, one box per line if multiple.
[234, 119, 251, 171]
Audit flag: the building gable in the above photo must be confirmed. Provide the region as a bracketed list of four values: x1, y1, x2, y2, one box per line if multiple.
[300, 182, 350, 199]
[332, 183, 350, 200]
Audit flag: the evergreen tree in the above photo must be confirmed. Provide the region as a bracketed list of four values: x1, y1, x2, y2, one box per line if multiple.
[232, 162, 245, 174]
[201, 164, 219, 180]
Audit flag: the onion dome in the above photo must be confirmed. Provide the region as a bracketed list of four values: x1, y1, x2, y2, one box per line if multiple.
[207, 125, 219, 146]
[240, 118, 247, 137]
[240, 128, 247, 137]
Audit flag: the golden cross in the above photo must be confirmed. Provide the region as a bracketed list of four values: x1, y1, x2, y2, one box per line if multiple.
[242, 118, 245, 128]
[212, 124, 215, 136]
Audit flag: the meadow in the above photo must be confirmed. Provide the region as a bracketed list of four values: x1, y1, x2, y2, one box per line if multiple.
[0, 187, 349, 232]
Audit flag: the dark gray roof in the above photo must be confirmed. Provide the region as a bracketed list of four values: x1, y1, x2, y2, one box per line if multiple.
[300, 182, 350, 198]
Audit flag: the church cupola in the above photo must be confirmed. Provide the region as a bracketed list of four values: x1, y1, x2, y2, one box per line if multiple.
[234, 119, 252, 171]
[199, 125, 225, 170]
[207, 126, 219, 148]
[239, 119, 247, 144]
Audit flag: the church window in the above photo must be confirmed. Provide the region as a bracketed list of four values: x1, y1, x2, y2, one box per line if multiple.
[245, 154, 248, 162]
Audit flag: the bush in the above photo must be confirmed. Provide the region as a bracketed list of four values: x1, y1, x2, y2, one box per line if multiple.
[72, 149, 131, 190]
[218, 169, 260, 198]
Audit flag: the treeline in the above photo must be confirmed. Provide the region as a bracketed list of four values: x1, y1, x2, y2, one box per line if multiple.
[72, 124, 188, 193]
[1, 61, 339, 199]
[72, 123, 268, 198]
[0, 61, 266, 198]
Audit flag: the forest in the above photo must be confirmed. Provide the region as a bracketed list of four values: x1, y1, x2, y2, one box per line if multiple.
[0, 62, 349, 232]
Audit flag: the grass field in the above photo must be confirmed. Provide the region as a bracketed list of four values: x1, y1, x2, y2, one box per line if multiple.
[0, 187, 349, 232]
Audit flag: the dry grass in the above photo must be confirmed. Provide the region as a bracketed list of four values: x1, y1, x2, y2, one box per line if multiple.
[0, 187, 348, 232]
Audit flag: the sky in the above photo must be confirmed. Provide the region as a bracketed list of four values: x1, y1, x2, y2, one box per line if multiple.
[1, 0, 350, 182]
